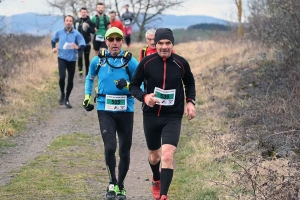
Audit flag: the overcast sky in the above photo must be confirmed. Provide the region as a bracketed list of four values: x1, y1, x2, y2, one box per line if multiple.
[0, 0, 249, 21]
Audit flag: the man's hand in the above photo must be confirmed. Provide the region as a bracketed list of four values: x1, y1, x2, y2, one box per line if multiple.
[52, 48, 58, 53]
[72, 43, 79, 50]
[82, 94, 94, 111]
[184, 102, 196, 120]
[144, 93, 160, 107]
[82, 22, 89, 31]
[115, 78, 129, 90]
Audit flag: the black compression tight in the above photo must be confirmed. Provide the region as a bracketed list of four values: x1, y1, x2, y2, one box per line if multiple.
[97, 111, 133, 186]
[78, 45, 91, 76]
[125, 35, 131, 47]
[58, 58, 76, 101]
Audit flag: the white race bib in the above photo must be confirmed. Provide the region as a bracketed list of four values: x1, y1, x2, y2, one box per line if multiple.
[95, 35, 104, 42]
[154, 87, 176, 106]
[105, 95, 127, 111]
[124, 19, 131, 25]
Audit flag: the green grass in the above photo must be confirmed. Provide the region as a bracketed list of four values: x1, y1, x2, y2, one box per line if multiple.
[0, 133, 107, 199]
[169, 117, 233, 199]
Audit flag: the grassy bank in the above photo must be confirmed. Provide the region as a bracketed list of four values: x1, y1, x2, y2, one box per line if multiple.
[0, 37, 59, 149]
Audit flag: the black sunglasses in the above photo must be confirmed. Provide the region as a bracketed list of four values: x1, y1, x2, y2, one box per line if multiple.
[107, 37, 123, 42]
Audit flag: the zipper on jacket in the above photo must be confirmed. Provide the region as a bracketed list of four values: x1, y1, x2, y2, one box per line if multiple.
[158, 58, 167, 116]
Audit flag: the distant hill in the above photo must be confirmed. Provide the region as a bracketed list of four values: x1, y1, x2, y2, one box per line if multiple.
[0, 12, 229, 35]
[187, 23, 231, 31]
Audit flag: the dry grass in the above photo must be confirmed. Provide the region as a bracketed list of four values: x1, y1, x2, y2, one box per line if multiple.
[172, 38, 300, 199]
[1, 34, 299, 198]
[0, 37, 58, 137]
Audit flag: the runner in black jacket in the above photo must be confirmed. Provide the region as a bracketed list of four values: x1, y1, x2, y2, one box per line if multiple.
[74, 7, 95, 78]
[129, 28, 196, 200]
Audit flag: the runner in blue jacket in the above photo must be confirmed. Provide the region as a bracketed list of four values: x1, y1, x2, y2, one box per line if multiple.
[82, 27, 138, 200]
[52, 15, 86, 108]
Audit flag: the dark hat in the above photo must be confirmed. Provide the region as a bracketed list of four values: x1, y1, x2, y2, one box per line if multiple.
[154, 28, 174, 45]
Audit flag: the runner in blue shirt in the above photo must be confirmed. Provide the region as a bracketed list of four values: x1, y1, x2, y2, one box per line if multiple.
[52, 15, 86, 108]
[82, 27, 138, 200]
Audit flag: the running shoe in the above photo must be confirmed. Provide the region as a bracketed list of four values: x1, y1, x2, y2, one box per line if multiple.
[152, 177, 160, 200]
[106, 183, 119, 200]
[65, 100, 72, 108]
[116, 187, 126, 200]
[59, 94, 64, 105]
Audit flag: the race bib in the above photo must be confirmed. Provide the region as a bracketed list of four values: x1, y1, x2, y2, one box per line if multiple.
[63, 42, 74, 50]
[95, 34, 104, 42]
[105, 95, 127, 111]
[124, 19, 131, 25]
[154, 87, 176, 106]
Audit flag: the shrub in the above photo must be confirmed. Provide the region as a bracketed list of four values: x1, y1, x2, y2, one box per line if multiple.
[247, 0, 300, 63]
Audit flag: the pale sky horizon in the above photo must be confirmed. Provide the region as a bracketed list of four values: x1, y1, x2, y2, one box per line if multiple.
[0, 0, 248, 22]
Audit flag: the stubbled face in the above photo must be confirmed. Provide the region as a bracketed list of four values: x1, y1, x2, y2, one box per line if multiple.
[105, 33, 123, 56]
[156, 39, 173, 58]
[64, 16, 73, 29]
[125, 5, 129, 11]
[146, 33, 155, 49]
[110, 13, 116, 21]
[96, 5, 104, 14]
[80, 9, 88, 18]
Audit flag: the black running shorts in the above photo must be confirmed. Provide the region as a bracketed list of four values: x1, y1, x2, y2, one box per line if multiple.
[143, 115, 182, 150]
[93, 38, 107, 51]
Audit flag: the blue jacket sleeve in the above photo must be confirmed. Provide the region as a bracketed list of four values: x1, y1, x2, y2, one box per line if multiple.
[51, 31, 59, 47]
[128, 56, 139, 79]
[51, 41, 56, 48]
[128, 57, 145, 93]
[129, 61, 146, 102]
[85, 56, 98, 96]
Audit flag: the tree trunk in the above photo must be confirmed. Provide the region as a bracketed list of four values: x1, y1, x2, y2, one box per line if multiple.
[237, 0, 243, 38]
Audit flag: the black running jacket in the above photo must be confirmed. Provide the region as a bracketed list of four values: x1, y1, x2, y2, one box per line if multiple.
[129, 52, 196, 117]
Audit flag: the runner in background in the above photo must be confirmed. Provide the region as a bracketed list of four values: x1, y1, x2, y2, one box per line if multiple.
[121, 4, 134, 48]
[109, 10, 125, 35]
[91, 2, 110, 55]
[74, 7, 95, 79]
[51, 15, 86, 108]
[140, 28, 175, 62]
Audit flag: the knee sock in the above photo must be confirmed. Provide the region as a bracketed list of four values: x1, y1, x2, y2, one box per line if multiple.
[149, 159, 161, 181]
[160, 168, 173, 197]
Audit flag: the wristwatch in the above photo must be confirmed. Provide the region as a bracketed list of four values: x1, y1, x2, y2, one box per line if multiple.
[187, 99, 196, 106]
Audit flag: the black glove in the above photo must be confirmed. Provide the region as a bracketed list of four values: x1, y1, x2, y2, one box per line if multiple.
[85, 104, 94, 111]
[115, 78, 130, 90]
[82, 95, 94, 111]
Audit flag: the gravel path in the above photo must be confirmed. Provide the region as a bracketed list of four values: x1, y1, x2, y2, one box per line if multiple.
[0, 76, 153, 199]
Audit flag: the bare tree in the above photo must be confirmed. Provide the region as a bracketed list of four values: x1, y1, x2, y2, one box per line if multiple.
[47, 0, 185, 41]
[116, 0, 185, 41]
[234, 0, 243, 38]
[46, 0, 103, 18]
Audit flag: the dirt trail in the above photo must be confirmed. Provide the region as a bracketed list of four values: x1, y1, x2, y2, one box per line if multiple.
[0, 76, 153, 199]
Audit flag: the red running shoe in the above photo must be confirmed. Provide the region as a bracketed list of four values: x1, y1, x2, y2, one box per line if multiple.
[152, 177, 161, 200]
[160, 195, 169, 200]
